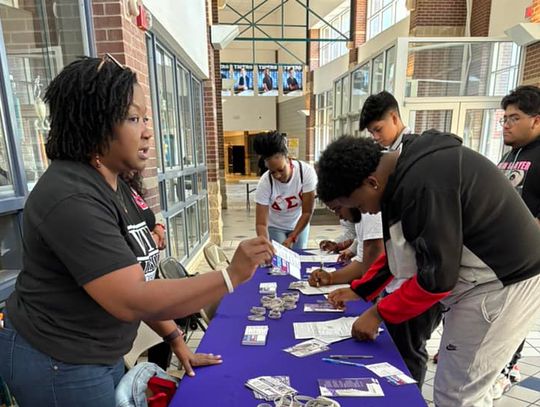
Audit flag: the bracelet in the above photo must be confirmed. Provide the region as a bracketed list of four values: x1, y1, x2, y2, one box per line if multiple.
[163, 327, 183, 344]
[290, 234, 297, 243]
[220, 267, 234, 294]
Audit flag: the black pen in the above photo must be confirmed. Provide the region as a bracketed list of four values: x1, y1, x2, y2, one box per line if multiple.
[329, 355, 374, 359]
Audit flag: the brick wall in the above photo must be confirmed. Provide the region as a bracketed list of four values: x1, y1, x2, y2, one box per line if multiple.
[522, 0, 540, 87]
[205, 0, 223, 243]
[92, 0, 159, 212]
[410, 0, 467, 36]
[470, 0, 491, 36]
[308, 29, 320, 71]
[352, 0, 367, 48]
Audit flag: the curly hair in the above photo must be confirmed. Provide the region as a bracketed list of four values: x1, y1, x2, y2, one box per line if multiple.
[359, 91, 400, 131]
[317, 136, 383, 203]
[44, 56, 137, 162]
[501, 85, 540, 115]
[253, 131, 288, 159]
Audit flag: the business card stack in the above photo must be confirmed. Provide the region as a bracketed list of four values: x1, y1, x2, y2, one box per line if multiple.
[242, 325, 269, 346]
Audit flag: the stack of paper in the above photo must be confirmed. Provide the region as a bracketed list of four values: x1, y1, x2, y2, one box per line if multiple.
[245, 376, 297, 401]
[283, 339, 329, 357]
[293, 317, 358, 344]
[304, 301, 344, 313]
[288, 280, 349, 296]
[364, 362, 417, 386]
[318, 378, 384, 397]
[299, 254, 340, 264]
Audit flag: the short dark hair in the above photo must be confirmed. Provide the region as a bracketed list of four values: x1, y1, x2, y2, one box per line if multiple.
[253, 131, 288, 159]
[359, 91, 400, 131]
[44, 56, 137, 162]
[317, 136, 383, 202]
[501, 85, 540, 116]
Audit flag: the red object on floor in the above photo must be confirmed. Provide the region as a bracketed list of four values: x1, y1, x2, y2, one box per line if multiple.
[147, 376, 177, 406]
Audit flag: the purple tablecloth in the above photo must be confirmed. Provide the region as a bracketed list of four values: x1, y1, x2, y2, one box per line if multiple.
[170, 261, 427, 406]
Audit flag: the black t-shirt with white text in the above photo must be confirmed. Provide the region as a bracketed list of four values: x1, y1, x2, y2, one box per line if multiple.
[7, 160, 159, 365]
[498, 137, 540, 219]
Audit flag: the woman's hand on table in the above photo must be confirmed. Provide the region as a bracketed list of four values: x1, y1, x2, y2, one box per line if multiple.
[327, 287, 359, 309]
[351, 305, 383, 341]
[171, 339, 222, 377]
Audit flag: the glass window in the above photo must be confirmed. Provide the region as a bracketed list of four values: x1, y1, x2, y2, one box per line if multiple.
[199, 196, 209, 238]
[351, 63, 370, 112]
[184, 174, 195, 199]
[319, 9, 350, 66]
[156, 48, 180, 169]
[406, 41, 520, 98]
[0, 105, 14, 197]
[0, 214, 22, 270]
[166, 177, 183, 209]
[409, 110, 453, 134]
[1, 0, 87, 190]
[334, 80, 342, 118]
[372, 53, 385, 95]
[342, 76, 350, 114]
[177, 65, 194, 167]
[191, 78, 204, 166]
[186, 203, 199, 251]
[384, 46, 396, 93]
[146, 35, 163, 171]
[197, 171, 207, 192]
[0, 214, 23, 301]
[368, 0, 408, 40]
[168, 211, 186, 260]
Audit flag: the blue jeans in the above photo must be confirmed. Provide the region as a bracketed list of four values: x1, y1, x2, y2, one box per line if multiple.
[0, 314, 124, 407]
[268, 225, 309, 249]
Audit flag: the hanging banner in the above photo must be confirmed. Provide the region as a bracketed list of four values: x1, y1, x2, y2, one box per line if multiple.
[221, 63, 233, 96]
[257, 64, 278, 96]
[233, 64, 254, 96]
[283, 65, 303, 96]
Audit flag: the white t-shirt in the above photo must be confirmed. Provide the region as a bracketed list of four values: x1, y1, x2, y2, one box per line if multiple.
[255, 160, 317, 230]
[351, 212, 383, 263]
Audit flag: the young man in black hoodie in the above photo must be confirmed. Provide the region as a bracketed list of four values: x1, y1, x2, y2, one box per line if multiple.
[492, 85, 540, 398]
[317, 133, 540, 406]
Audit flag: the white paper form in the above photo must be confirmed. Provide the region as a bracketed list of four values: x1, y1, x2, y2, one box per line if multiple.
[300, 254, 340, 264]
[293, 317, 357, 340]
[272, 240, 302, 279]
[289, 280, 349, 295]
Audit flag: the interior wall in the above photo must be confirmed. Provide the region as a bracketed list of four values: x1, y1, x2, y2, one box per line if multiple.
[488, 0, 530, 37]
[278, 96, 307, 161]
[222, 96, 277, 131]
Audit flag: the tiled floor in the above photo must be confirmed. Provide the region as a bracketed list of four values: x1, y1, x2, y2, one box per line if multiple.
[180, 181, 540, 406]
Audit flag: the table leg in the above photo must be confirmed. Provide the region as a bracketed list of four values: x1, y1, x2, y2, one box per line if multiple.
[246, 183, 250, 212]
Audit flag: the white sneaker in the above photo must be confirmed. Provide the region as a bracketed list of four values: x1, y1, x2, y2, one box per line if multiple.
[509, 365, 521, 383]
[492, 374, 512, 400]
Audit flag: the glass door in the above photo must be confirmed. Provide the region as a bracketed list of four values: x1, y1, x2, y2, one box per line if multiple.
[404, 100, 506, 163]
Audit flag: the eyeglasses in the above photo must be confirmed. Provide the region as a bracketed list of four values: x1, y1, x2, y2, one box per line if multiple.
[97, 53, 125, 72]
[499, 114, 540, 127]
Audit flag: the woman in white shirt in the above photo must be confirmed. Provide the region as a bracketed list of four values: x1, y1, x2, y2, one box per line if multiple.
[254, 132, 317, 249]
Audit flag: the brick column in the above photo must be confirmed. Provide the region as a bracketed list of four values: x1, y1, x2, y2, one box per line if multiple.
[92, 0, 159, 212]
[204, 0, 223, 244]
[521, 0, 540, 87]
[409, 0, 467, 37]
[470, 0, 491, 36]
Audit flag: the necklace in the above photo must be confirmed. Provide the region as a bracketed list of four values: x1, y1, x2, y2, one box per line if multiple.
[116, 186, 128, 214]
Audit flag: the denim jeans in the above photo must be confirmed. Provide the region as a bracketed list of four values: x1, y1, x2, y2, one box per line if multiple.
[268, 225, 309, 249]
[0, 314, 124, 407]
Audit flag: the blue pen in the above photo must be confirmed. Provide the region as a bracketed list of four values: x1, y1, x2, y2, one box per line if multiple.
[322, 357, 365, 368]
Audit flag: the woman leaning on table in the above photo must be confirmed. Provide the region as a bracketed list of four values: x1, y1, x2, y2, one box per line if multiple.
[254, 131, 318, 249]
[0, 56, 274, 407]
